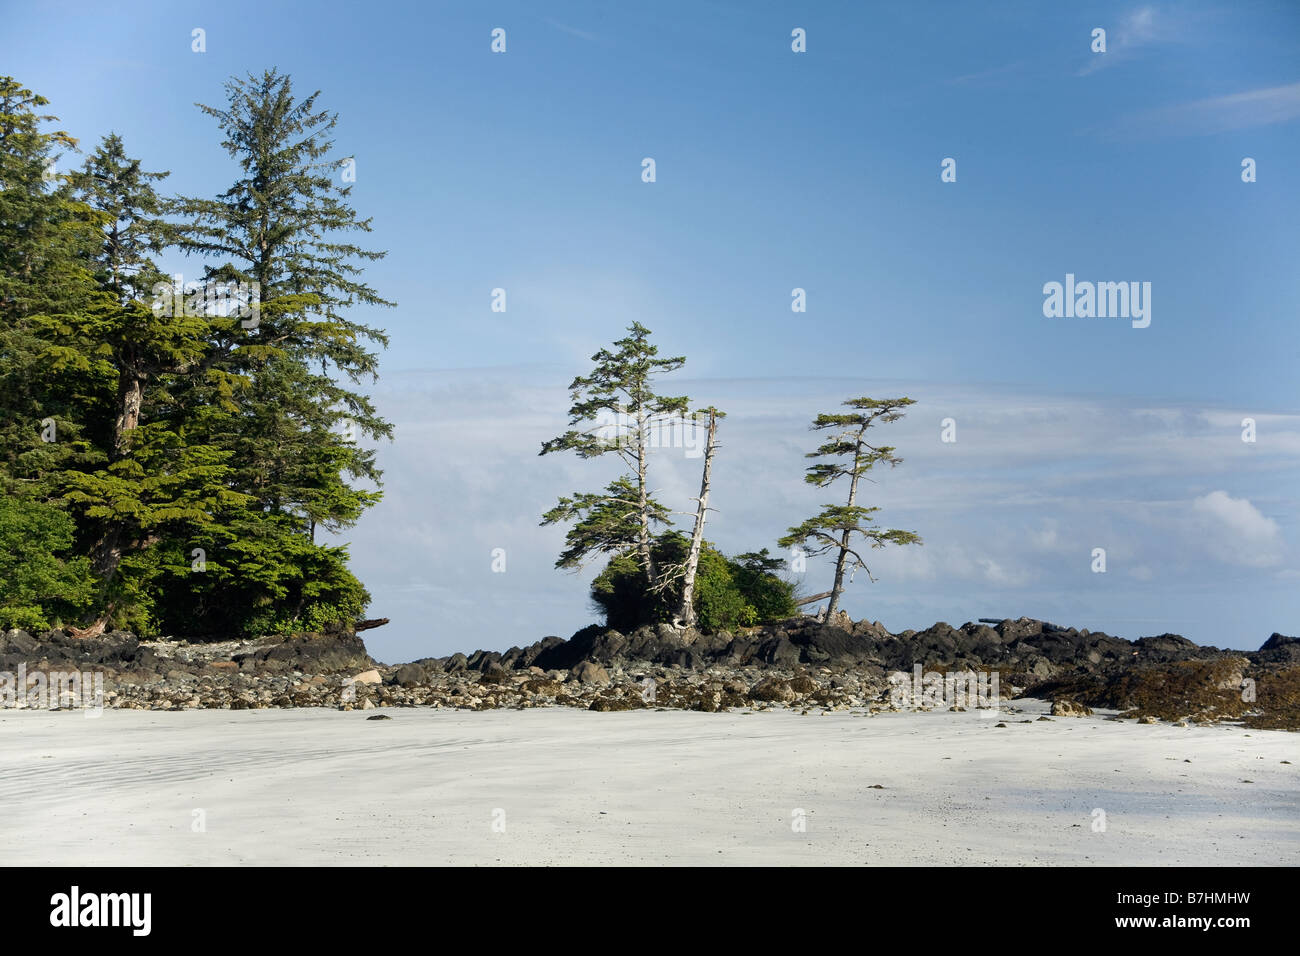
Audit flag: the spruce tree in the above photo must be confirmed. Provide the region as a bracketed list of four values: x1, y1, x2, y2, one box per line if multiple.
[779, 397, 921, 621]
[542, 476, 673, 571]
[0, 76, 99, 498]
[41, 134, 247, 634]
[540, 322, 688, 585]
[162, 69, 393, 635]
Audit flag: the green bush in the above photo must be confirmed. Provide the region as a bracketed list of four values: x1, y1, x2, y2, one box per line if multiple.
[0, 496, 96, 630]
[591, 533, 796, 633]
[125, 520, 369, 639]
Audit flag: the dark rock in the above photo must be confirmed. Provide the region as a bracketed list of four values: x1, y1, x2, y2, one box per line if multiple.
[758, 635, 801, 666]
[6, 630, 39, 654]
[589, 696, 638, 712]
[1255, 633, 1300, 664]
[532, 624, 607, 671]
[391, 663, 427, 687]
[1133, 633, 1203, 663]
[479, 661, 510, 684]
[783, 621, 878, 664]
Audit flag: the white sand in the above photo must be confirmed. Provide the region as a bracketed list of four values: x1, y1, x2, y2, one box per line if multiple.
[1, 701, 1296, 865]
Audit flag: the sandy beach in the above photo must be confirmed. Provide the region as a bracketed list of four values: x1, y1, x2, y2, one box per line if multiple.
[2, 701, 1296, 866]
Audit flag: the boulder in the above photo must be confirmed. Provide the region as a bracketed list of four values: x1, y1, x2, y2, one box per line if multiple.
[749, 677, 795, 702]
[758, 636, 801, 666]
[391, 663, 427, 688]
[1050, 699, 1092, 717]
[479, 661, 510, 684]
[572, 661, 611, 686]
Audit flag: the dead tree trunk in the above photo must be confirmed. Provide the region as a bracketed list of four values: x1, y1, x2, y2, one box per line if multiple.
[795, 590, 834, 607]
[675, 408, 720, 628]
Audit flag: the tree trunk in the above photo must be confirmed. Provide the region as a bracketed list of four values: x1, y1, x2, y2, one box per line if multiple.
[675, 409, 718, 627]
[112, 371, 143, 458]
[634, 403, 657, 586]
[825, 534, 851, 620]
[67, 615, 111, 640]
[83, 369, 146, 632]
[825, 436, 864, 620]
[795, 590, 834, 607]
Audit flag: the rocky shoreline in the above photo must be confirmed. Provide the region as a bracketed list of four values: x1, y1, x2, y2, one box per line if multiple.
[3, 615, 1298, 728]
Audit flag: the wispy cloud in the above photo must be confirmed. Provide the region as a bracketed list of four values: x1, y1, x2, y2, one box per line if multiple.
[1077, 4, 1184, 75]
[950, 60, 1029, 86]
[543, 17, 602, 44]
[1103, 81, 1300, 139]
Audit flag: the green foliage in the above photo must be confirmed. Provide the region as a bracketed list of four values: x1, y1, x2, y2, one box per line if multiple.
[541, 476, 671, 570]
[779, 397, 921, 616]
[731, 549, 800, 623]
[124, 517, 370, 638]
[0, 497, 95, 630]
[591, 534, 796, 634]
[0, 73, 389, 638]
[540, 323, 688, 585]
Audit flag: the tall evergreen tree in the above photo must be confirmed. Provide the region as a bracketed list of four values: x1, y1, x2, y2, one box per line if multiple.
[779, 397, 922, 621]
[0, 76, 99, 499]
[540, 322, 688, 585]
[162, 69, 394, 635]
[45, 134, 247, 634]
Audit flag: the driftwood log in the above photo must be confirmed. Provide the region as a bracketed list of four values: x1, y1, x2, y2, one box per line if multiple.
[794, 591, 834, 607]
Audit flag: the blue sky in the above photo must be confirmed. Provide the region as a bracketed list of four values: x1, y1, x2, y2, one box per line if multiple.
[3, 0, 1297, 660]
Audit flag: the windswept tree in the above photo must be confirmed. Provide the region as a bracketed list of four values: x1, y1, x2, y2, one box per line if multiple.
[779, 397, 921, 621]
[542, 476, 672, 572]
[540, 323, 687, 585]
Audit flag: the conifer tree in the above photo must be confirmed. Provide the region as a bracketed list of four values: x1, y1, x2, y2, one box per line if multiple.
[779, 397, 921, 621]
[46, 134, 247, 633]
[0, 76, 98, 497]
[540, 323, 688, 585]
[163, 69, 393, 634]
[0, 73, 393, 636]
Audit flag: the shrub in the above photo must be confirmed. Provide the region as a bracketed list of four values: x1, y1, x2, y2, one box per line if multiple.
[590, 533, 797, 633]
[128, 521, 369, 639]
[0, 496, 96, 630]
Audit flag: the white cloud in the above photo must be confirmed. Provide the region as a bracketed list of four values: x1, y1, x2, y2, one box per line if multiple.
[1104, 82, 1300, 139]
[1191, 490, 1283, 567]
[1077, 4, 1168, 75]
[335, 370, 1300, 661]
[1119, 5, 1159, 45]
